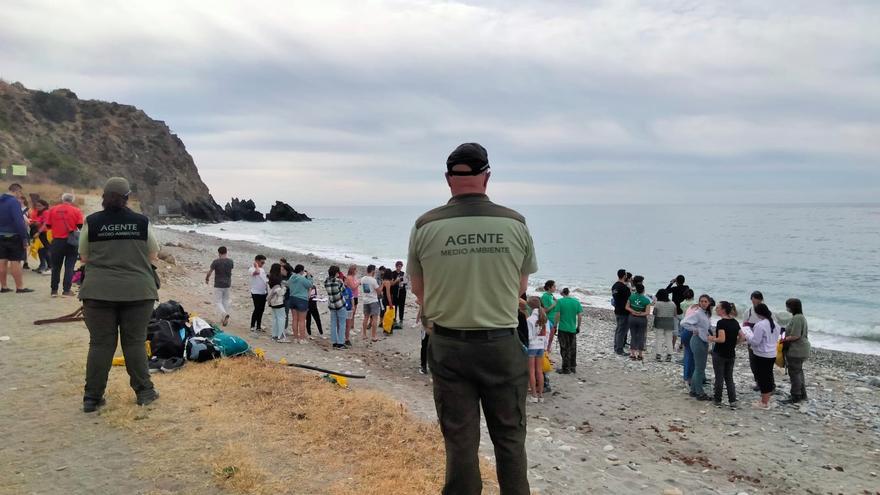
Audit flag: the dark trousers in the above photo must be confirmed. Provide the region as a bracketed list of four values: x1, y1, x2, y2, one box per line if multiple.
[395, 290, 407, 322]
[251, 293, 267, 329]
[50, 238, 78, 293]
[37, 232, 51, 269]
[748, 348, 758, 385]
[712, 353, 736, 403]
[613, 313, 629, 353]
[558, 331, 577, 371]
[82, 299, 155, 401]
[420, 334, 429, 370]
[753, 355, 776, 394]
[306, 300, 323, 334]
[428, 330, 530, 495]
[786, 356, 808, 400]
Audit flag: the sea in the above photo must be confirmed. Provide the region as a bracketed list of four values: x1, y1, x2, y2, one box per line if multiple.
[171, 204, 880, 356]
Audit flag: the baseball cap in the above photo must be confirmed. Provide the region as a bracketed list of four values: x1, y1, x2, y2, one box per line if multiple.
[446, 143, 489, 176]
[103, 177, 131, 196]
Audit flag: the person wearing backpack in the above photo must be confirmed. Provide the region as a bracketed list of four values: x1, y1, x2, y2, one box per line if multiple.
[77, 178, 160, 412]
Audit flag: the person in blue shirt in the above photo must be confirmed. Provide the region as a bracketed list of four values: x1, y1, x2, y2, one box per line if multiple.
[0, 183, 34, 293]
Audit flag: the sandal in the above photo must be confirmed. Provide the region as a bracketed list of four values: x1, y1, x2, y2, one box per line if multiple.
[0, 288, 12, 293]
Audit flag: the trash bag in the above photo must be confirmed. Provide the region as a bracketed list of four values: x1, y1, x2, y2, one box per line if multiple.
[382, 307, 396, 334]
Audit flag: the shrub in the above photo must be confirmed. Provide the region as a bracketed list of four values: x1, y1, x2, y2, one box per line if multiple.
[31, 91, 76, 123]
[22, 139, 94, 186]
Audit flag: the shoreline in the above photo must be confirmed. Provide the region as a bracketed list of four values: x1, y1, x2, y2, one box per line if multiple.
[159, 224, 880, 363]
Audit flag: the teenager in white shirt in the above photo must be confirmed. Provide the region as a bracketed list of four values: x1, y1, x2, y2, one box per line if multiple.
[249, 255, 268, 332]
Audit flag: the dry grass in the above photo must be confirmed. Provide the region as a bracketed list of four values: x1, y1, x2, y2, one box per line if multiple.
[95, 356, 497, 494]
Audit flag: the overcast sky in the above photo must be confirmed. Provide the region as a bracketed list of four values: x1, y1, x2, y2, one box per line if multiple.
[2, 0, 878, 207]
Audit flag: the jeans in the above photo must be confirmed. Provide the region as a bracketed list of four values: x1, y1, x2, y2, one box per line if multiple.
[786, 356, 808, 400]
[712, 353, 736, 403]
[82, 299, 155, 401]
[329, 307, 347, 345]
[214, 288, 231, 319]
[558, 331, 577, 371]
[251, 293, 267, 330]
[271, 307, 287, 339]
[681, 328, 694, 381]
[50, 238, 78, 293]
[429, 331, 530, 495]
[689, 334, 709, 396]
[613, 313, 629, 353]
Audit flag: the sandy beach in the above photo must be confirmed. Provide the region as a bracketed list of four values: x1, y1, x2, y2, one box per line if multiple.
[2, 225, 880, 494]
[154, 228, 880, 494]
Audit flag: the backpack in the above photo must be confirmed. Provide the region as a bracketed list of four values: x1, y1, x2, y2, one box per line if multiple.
[211, 331, 250, 357]
[147, 319, 185, 359]
[185, 337, 221, 362]
[342, 287, 353, 311]
[152, 300, 189, 322]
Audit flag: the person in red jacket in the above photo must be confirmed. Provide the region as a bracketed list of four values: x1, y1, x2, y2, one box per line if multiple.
[45, 193, 84, 297]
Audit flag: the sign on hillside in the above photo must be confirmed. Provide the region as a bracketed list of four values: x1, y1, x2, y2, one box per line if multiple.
[11, 164, 27, 176]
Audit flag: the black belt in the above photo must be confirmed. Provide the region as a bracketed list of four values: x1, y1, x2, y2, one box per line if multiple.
[433, 324, 514, 340]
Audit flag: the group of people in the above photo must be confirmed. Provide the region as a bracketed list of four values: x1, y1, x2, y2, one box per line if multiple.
[0, 183, 84, 296]
[609, 270, 811, 410]
[205, 249, 411, 350]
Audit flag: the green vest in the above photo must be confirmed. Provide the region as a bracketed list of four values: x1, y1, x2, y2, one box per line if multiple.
[79, 208, 159, 302]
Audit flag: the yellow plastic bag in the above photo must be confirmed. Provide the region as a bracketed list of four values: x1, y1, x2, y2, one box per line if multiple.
[382, 307, 396, 334]
[112, 356, 126, 366]
[775, 341, 785, 368]
[542, 354, 553, 373]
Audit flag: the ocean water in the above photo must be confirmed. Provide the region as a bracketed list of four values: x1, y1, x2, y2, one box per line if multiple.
[171, 204, 880, 355]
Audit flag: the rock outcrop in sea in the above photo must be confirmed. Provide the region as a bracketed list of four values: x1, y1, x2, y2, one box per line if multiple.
[0, 80, 226, 221]
[267, 201, 311, 222]
[224, 198, 265, 222]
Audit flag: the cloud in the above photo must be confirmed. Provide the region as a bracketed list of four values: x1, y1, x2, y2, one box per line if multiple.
[1, 0, 878, 205]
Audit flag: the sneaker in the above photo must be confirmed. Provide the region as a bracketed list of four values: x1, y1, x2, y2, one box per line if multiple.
[665, 354, 672, 362]
[528, 396, 539, 404]
[277, 338, 291, 343]
[83, 397, 106, 413]
[222, 314, 230, 326]
[729, 401, 739, 410]
[321, 335, 328, 340]
[344, 341, 352, 348]
[50, 291, 58, 298]
[696, 394, 712, 401]
[655, 354, 662, 361]
[160, 357, 185, 373]
[148, 357, 164, 374]
[713, 400, 723, 407]
[250, 327, 257, 333]
[137, 391, 159, 406]
[637, 355, 644, 361]
[570, 368, 577, 374]
[538, 397, 545, 403]
[62, 291, 75, 297]
[16, 288, 35, 293]
[419, 367, 427, 375]
[556, 368, 571, 374]
[0, 288, 13, 293]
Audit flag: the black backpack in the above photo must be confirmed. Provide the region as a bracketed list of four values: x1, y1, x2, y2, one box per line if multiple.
[147, 319, 185, 359]
[185, 337, 221, 362]
[152, 300, 189, 322]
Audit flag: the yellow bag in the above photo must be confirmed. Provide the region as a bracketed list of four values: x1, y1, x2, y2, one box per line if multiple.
[542, 354, 553, 373]
[775, 341, 785, 368]
[382, 307, 396, 334]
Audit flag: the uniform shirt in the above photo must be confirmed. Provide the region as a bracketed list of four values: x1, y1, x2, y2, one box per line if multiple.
[785, 314, 811, 359]
[78, 208, 159, 302]
[46, 203, 84, 239]
[407, 193, 538, 330]
[541, 292, 559, 322]
[556, 296, 583, 333]
[210, 258, 234, 289]
[628, 293, 651, 313]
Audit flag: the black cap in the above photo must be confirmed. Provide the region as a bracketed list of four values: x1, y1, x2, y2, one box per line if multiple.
[446, 143, 489, 176]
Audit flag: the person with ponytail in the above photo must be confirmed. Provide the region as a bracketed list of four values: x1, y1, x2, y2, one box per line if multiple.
[708, 301, 742, 408]
[526, 296, 548, 403]
[781, 298, 810, 404]
[741, 303, 780, 409]
[681, 294, 714, 400]
[540, 280, 560, 352]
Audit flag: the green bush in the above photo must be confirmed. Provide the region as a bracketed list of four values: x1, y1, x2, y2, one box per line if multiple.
[22, 140, 94, 186]
[31, 91, 76, 123]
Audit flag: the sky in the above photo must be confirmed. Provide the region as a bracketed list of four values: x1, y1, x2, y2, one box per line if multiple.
[1, 0, 879, 208]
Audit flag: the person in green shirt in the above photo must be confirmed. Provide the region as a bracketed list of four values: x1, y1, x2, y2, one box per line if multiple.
[555, 288, 583, 374]
[541, 280, 560, 352]
[626, 284, 652, 361]
[781, 298, 811, 404]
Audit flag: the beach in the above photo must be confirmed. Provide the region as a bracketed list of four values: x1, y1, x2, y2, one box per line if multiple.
[154, 227, 880, 493]
[3, 225, 880, 494]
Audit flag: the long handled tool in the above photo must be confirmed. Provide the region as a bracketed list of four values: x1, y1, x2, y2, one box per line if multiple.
[34, 306, 85, 326]
[286, 363, 366, 379]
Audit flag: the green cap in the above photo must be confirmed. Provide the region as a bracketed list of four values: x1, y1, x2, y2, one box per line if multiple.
[103, 177, 131, 196]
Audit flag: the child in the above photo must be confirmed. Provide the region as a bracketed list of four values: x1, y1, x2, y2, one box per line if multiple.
[526, 296, 548, 403]
[267, 264, 289, 343]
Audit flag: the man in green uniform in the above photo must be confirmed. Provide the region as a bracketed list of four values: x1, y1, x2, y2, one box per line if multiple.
[408, 143, 537, 495]
[79, 177, 160, 412]
[555, 288, 583, 374]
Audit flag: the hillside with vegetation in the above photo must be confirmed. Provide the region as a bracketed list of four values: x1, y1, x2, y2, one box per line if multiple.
[0, 80, 225, 221]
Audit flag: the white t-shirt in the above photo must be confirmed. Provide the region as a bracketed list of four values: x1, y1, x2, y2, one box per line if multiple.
[359, 275, 380, 304]
[249, 266, 268, 295]
[527, 309, 545, 350]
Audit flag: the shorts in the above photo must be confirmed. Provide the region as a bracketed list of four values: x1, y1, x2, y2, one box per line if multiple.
[528, 348, 545, 358]
[362, 302, 380, 316]
[288, 297, 308, 312]
[353, 297, 359, 306]
[0, 235, 25, 261]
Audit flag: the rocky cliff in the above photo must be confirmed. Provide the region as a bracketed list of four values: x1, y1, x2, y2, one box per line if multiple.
[0, 81, 226, 221]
